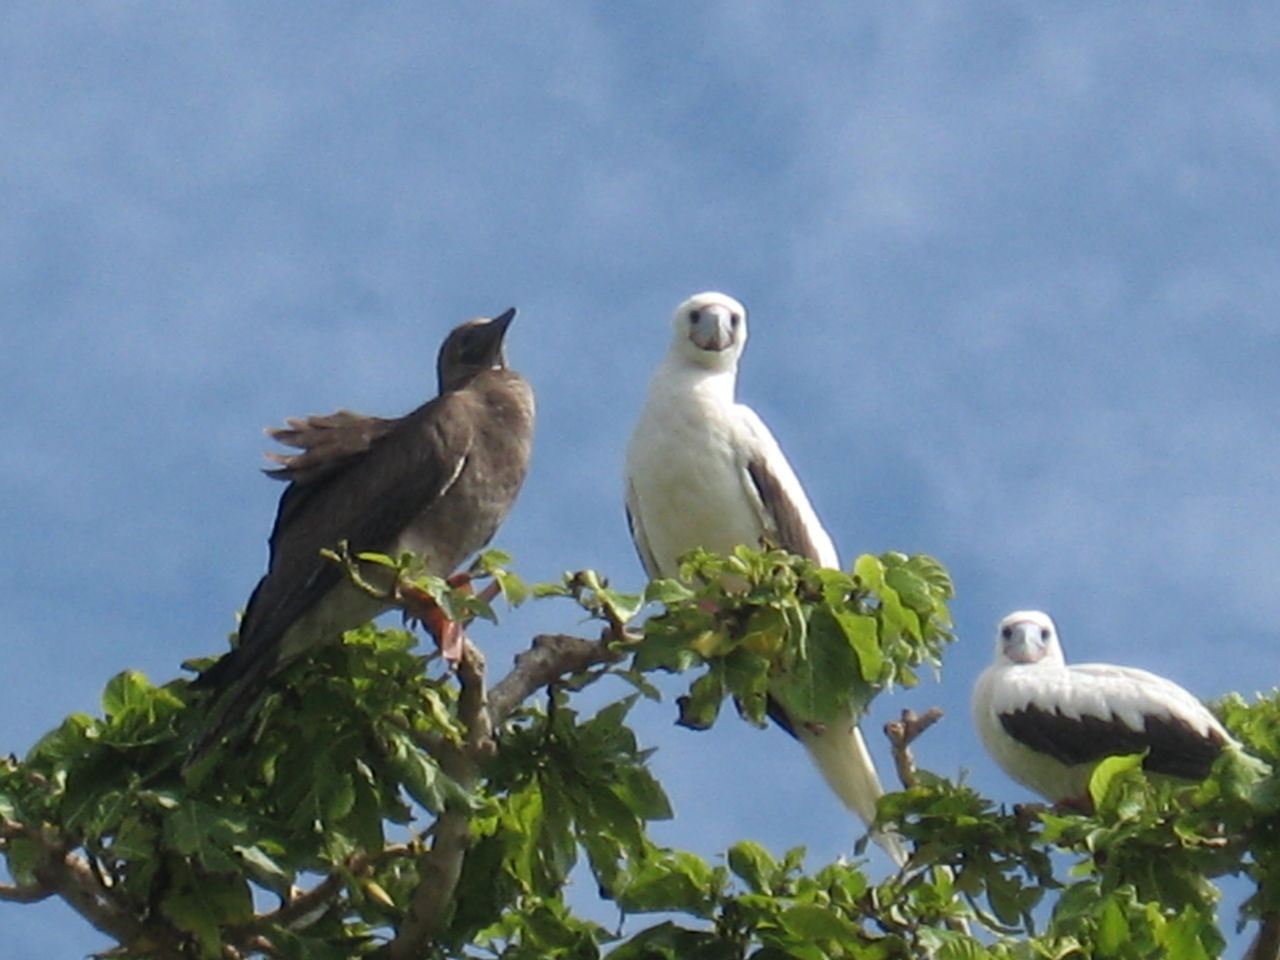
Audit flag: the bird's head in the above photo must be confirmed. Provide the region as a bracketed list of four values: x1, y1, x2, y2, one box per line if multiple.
[437, 308, 517, 393]
[995, 610, 1065, 666]
[669, 292, 747, 370]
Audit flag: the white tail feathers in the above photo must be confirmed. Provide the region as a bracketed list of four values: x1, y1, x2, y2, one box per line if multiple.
[793, 717, 908, 867]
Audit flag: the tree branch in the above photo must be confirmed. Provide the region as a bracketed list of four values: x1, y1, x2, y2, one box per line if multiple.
[457, 638, 493, 755]
[28, 829, 186, 957]
[257, 872, 347, 934]
[884, 707, 943, 790]
[242, 845, 415, 950]
[487, 631, 624, 725]
[380, 638, 488, 960]
[0, 880, 52, 903]
[1246, 911, 1280, 960]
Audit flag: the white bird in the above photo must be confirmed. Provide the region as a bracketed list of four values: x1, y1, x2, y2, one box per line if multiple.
[973, 610, 1233, 803]
[625, 291, 904, 865]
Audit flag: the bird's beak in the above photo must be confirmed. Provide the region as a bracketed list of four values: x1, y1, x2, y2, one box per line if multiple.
[487, 307, 516, 337]
[689, 304, 736, 352]
[1004, 622, 1049, 663]
[476, 307, 516, 366]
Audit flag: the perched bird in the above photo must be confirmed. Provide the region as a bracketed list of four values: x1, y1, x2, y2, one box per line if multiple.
[973, 610, 1233, 803]
[624, 291, 904, 864]
[191, 309, 534, 762]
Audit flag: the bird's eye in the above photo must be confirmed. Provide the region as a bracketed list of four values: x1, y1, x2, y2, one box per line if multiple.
[1000, 626, 1012, 640]
[689, 309, 701, 324]
[730, 313, 741, 327]
[1040, 628, 1050, 641]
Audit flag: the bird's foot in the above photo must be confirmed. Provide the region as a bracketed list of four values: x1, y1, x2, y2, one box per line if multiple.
[399, 582, 465, 664]
[400, 573, 501, 664]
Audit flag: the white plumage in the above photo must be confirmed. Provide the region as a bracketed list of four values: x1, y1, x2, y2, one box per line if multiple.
[973, 609, 1232, 802]
[625, 291, 903, 864]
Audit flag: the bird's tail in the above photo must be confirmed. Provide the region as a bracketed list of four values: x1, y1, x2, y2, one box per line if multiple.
[793, 719, 908, 867]
[184, 651, 274, 771]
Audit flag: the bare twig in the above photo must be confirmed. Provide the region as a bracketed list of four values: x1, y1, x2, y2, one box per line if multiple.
[884, 707, 943, 790]
[488, 631, 625, 725]
[257, 872, 346, 933]
[248, 844, 419, 940]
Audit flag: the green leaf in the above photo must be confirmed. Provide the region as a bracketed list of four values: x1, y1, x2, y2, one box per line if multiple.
[27, 713, 97, 763]
[616, 851, 719, 915]
[726, 841, 777, 894]
[832, 609, 883, 683]
[354, 550, 398, 568]
[532, 581, 571, 598]
[677, 670, 725, 730]
[233, 844, 294, 895]
[391, 742, 448, 811]
[853, 554, 886, 592]
[617, 767, 674, 822]
[1161, 906, 1212, 960]
[723, 647, 770, 726]
[1088, 752, 1145, 810]
[1096, 896, 1129, 954]
[769, 608, 859, 725]
[492, 567, 531, 605]
[102, 670, 152, 718]
[779, 903, 859, 941]
[321, 770, 357, 821]
[645, 578, 696, 605]
[598, 586, 645, 623]
[160, 862, 253, 958]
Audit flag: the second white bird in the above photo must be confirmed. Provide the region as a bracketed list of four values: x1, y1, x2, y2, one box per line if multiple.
[625, 291, 904, 865]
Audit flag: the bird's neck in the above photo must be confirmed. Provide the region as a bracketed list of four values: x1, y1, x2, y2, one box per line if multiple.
[653, 355, 738, 407]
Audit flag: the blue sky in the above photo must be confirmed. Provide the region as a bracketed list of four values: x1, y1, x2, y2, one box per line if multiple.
[3, 3, 1279, 953]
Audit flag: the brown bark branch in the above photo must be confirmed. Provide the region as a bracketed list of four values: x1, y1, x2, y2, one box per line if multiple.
[487, 631, 624, 725]
[884, 707, 943, 790]
[30, 831, 187, 957]
[1246, 911, 1280, 960]
[379, 637, 488, 960]
[0, 880, 52, 903]
[258, 873, 346, 933]
[243, 846, 414, 947]
[457, 638, 493, 754]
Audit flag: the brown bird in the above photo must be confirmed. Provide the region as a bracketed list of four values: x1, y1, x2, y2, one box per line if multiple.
[190, 309, 534, 762]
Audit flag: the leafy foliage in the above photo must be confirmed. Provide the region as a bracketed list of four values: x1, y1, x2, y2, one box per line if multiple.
[2, 548, 1278, 959]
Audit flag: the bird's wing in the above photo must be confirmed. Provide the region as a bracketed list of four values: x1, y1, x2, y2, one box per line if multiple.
[263, 408, 398, 488]
[624, 478, 663, 581]
[995, 666, 1228, 778]
[732, 406, 838, 567]
[231, 392, 478, 673]
[728, 409, 903, 859]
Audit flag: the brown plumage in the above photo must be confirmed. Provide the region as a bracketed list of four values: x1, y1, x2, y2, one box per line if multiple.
[190, 309, 534, 764]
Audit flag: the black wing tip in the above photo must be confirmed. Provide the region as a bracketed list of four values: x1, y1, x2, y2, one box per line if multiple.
[1001, 704, 1226, 778]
